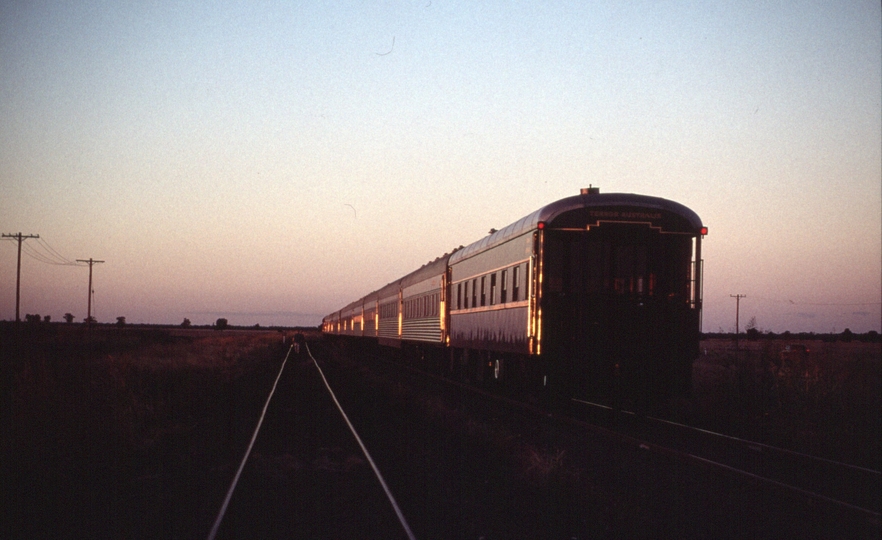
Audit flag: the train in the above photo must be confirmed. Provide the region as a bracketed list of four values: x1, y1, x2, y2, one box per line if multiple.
[323, 187, 707, 410]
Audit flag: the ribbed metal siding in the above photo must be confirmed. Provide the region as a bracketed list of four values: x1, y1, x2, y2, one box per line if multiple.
[364, 311, 377, 336]
[402, 316, 442, 343]
[378, 298, 399, 341]
[378, 319, 398, 339]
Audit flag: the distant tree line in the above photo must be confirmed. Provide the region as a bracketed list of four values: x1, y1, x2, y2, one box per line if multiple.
[704, 328, 880, 343]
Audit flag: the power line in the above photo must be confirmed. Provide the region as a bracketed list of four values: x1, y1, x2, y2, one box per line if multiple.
[747, 295, 881, 306]
[3, 232, 40, 322]
[36, 237, 79, 265]
[4, 235, 82, 266]
[22, 241, 72, 266]
[19, 242, 58, 265]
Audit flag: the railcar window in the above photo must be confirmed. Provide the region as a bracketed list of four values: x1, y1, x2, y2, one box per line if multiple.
[472, 279, 477, 307]
[542, 228, 694, 302]
[501, 270, 508, 303]
[612, 244, 648, 295]
[490, 273, 497, 305]
[457, 283, 462, 310]
[478, 276, 484, 306]
[512, 266, 520, 302]
[464, 281, 469, 309]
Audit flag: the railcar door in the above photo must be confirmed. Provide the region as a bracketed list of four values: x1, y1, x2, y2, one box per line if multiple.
[542, 224, 696, 409]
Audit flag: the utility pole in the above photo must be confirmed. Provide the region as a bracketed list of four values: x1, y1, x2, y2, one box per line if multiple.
[730, 294, 746, 344]
[76, 258, 104, 325]
[3, 232, 40, 322]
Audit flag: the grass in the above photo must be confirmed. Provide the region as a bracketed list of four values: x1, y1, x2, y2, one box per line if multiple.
[3, 326, 282, 446]
[691, 338, 881, 469]
[0, 323, 305, 538]
[1, 326, 877, 538]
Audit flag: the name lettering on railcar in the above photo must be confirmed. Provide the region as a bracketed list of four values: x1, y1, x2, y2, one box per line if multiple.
[590, 210, 662, 220]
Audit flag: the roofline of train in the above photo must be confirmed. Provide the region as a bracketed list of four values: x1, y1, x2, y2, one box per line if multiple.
[323, 191, 704, 323]
[449, 191, 703, 265]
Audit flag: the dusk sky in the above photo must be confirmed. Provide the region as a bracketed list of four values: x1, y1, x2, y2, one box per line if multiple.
[2, 1, 880, 333]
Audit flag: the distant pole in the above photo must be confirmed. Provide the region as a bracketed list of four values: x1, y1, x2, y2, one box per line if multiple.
[730, 294, 746, 343]
[77, 258, 104, 325]
[3, 232, 40, 322]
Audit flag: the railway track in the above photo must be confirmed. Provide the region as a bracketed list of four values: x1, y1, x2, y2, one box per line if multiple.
[205, 341, 415, 540]
[357, 345, 881, 538]
[572, 398, 881, 522]
[210, 339, 879, 538]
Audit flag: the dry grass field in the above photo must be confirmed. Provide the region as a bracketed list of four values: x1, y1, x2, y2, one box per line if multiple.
[1, 325, 878, 538]
[690, 338, 881, 469]
[0, 324, 304, 538]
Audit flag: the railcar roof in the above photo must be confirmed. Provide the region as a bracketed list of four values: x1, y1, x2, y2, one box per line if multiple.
[449, 192, 702, 265]
[340, 298, 363, 315]
[362, 253, 451, 303]
[399, 254, 451, 289]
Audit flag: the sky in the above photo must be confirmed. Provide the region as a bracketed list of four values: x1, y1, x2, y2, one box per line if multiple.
[1, 0, 880, 333]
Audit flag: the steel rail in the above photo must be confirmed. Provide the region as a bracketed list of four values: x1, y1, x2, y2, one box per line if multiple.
[362, 348, 880, 524]
[305, 342, 417, 540]
[571, 398, 882, 476]
[206, 344, 294, 540]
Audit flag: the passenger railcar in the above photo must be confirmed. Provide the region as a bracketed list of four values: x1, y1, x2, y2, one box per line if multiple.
[323, 188, 706, 409]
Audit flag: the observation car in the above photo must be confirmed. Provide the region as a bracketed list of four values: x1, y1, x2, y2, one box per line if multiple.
[323, 188, 706, 409]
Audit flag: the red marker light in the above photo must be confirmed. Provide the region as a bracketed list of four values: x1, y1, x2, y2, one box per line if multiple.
[538, 221, 546, 230]
[700, 227, 708, 235]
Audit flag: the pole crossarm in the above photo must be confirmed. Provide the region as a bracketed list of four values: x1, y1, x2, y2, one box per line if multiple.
[3, 232, 40, 322]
